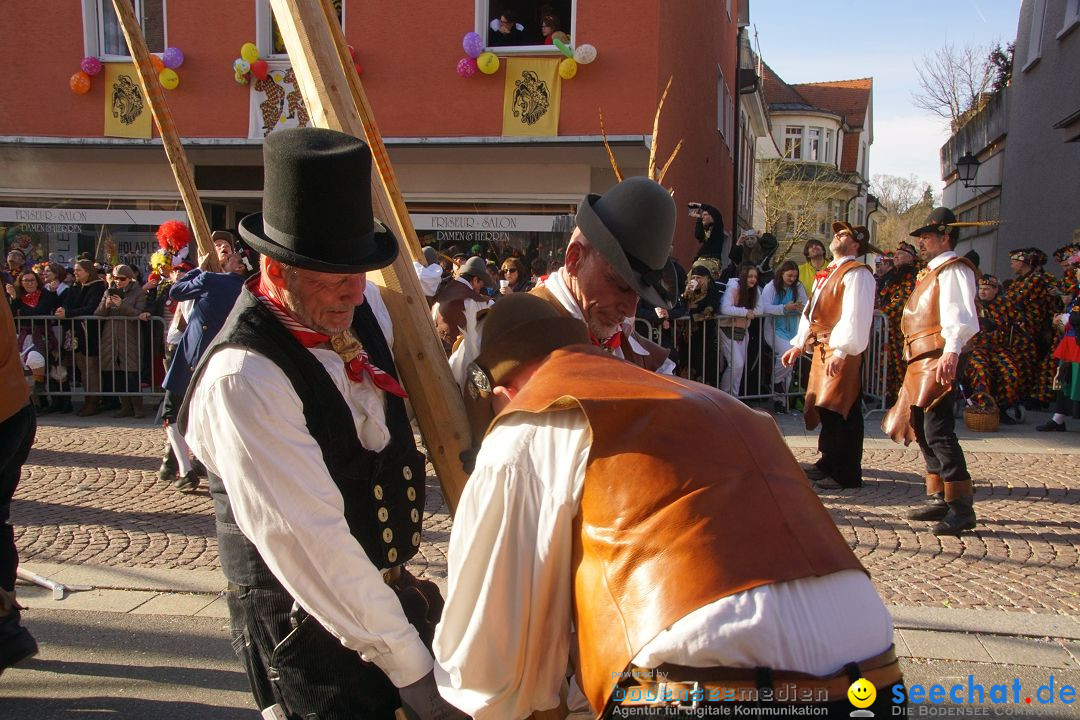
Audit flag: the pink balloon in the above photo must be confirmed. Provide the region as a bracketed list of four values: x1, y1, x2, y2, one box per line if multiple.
[456, 57, 477, 78]
[80, 56, 103, 77]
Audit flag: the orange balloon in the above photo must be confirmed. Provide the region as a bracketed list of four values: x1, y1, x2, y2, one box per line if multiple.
[150, 54, 165, 72]
[69, 71, 91, 95]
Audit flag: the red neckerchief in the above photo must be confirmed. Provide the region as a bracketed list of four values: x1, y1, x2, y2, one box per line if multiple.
[589, 330, 622, 353]
[250, 275, 408, 399]
[21, 290, 41, 308]
[813, 263, 837, 290]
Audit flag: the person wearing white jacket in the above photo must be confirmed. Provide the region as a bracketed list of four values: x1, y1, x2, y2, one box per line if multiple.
[719, 262, 763, 396]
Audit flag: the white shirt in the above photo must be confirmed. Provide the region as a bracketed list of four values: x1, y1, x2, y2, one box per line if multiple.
[927, 251, 980, 354]
[434, 411, 893, 720]
[183, 282, 432, 689]
[447, 268, 675, 386]
[791, 256, 875, 359]
[413, 260, 443, 297]
[720, 278, 764, 319]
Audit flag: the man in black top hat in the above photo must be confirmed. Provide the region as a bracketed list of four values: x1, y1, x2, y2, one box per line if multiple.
[180, 128, 464, 720]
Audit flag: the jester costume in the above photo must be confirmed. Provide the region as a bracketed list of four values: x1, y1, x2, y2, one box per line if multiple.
[877, 262, 918, 405]
[1004, 261, 1056, 403]
[964, 285, 1022, 409]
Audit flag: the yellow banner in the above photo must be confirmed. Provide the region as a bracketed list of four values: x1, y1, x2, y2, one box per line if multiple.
[104, 63, 152, 139]
[502, 57, 561, 137]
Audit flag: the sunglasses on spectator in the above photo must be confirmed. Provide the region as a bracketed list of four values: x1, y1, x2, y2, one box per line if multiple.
[502, 267, 518, 274]
[114, 276, 131, 282]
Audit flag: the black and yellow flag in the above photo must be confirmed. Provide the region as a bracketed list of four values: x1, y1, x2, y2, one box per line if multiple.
[502, 57, 561, 137]
[104, 63, 152, 139]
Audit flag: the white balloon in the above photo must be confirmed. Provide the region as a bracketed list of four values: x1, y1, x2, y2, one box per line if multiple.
[573, 43, 597, 65]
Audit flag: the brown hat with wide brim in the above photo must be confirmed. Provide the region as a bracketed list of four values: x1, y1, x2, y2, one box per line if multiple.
[470, 293, 590, 390]
[831, 221, 881, 255]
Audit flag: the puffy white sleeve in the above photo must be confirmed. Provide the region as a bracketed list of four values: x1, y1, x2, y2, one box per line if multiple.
[827, 267, 875, 359]
[939, 263, 979, 354]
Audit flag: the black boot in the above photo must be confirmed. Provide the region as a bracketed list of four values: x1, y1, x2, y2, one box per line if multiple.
[932, 481, 976, 536]
[175, 471, 199, 493]
[907, 473, 948, 520]
[190, 457, 207, 478]
[0, 590, 38, 675]
[158, 447, 178, 483]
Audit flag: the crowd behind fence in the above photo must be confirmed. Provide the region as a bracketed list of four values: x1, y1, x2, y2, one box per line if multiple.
[635, 311, 890, 417]
[16, 311, 889, 419]
[15, 314, 168, 404]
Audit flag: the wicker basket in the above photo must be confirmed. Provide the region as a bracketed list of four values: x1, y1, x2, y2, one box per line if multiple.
[964, 400, 1000, 432]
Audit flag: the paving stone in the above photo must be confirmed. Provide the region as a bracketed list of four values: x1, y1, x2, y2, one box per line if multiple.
[977, 635, 1076, 669]
[899, 629, 994, 663]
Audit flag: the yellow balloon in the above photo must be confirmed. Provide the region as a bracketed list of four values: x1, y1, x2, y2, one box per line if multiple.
[240, 42, 259, 63]
[159, 68, 179, 90]
[558, 57, 578, 80]
[477, 52, 500, 75]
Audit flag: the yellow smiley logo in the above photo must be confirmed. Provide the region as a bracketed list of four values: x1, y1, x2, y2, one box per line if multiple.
[848, 678, 876, 708]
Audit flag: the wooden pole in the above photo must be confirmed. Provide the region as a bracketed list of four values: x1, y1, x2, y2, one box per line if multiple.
[269, 0, 471, 511]
[110, 0, 221, 273]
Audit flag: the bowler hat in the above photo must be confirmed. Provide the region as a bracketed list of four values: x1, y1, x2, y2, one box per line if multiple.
[457, 256, 494, 288]
[239, 128, 398, 273]
[471, 293, 590, 390]
[909, 207, 957, 238]
[574, 177, 675, 309]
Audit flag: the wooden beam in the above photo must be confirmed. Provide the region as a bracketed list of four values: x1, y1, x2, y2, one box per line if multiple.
[110, 0, 221, 273]
[270, 0, 471, 512]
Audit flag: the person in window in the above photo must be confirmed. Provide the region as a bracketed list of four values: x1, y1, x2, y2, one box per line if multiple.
[488, 9, 526, 47]
[719, 262, 763, 397]
[760, 260, 807, 413]
[539, 14, 569, 45]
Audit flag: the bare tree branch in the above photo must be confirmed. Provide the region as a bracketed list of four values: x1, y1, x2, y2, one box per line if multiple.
[911, 41, 997, 128]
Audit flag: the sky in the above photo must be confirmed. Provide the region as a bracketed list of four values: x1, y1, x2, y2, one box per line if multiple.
[750, 0, 1022, 195]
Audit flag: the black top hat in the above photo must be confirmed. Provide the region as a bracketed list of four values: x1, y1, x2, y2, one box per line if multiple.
[574, 177, 675, 309]
[239, 128, 398, 273]
[909, 207, 957, 238]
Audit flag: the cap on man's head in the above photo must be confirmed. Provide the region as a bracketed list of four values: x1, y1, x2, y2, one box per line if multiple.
[457, 256, 494, 288]
[238, 127, 398, 274]
[909, 207, 957, 238]
[471, 293, 590, 390]
[574, 177, 676, 309]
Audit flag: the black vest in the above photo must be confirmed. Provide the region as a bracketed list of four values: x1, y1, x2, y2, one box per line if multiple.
[178, 289, 426, 588]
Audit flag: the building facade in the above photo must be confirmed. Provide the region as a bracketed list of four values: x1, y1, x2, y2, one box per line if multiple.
[0, 0, 742, 272]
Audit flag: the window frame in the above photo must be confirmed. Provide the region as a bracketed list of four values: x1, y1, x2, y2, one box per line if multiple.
[824, 129, 834, 166]
[1022, 0, 1047, 71]
[807, 126, 822, 162]
[1059, 0, 1080, 38]
[784, 126, 803, 160]
[475, 0, 578, 55]
[85, 0, 167, 60]
[258, 0, 345, 59]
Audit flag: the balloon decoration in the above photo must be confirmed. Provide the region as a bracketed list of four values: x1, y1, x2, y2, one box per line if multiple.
[573, 44, 597, 65]
[162, 46, 185, 69]
[149, 53, 165, 73]
[462, 32, 484, 59]
[558, 58, 578, 80]
[80, 56, 103, 76]
[240, 42, 259, 63]
[159, 68, 179, 90]
[476, 52, 500, 75]
[69, 71, 91, 95]
[456, 57, 478, 79]
[251, 59, 269, 81]
[552, 37, 573, 58]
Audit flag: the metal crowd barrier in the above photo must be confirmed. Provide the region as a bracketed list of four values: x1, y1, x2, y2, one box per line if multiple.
[13, 314, 168, 403]
[636, 311, 889, 418]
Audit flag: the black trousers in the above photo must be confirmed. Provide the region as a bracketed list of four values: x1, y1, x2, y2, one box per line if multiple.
[816, 390, 864, 487]
[227, 584, 401, 720]
[911, 389, 970, 483]
[0, 403, 36, 592]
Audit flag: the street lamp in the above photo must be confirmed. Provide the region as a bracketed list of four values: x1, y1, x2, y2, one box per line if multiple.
[956, 152, 1001, 189]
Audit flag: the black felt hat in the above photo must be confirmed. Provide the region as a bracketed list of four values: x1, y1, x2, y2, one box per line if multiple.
[575, 177, 676, 309]
[239, 128, 398, 273]
[909, 207, 957, 238]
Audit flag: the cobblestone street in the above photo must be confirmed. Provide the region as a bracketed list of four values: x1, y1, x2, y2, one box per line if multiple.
[13, 415, 1079, 614]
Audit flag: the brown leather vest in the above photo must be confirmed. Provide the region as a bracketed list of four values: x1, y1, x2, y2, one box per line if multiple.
[802, 260, 872, 428]
[501, 347, 866, 713]
[900, 256, 978, 361]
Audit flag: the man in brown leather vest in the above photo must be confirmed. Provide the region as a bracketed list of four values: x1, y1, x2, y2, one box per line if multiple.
[781, 222, 876, 489]
[882, 207, 980, 536]
[435, 294, 902, 719]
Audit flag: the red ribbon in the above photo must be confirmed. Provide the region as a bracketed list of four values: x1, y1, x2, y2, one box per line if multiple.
[590, 330, 623, 353]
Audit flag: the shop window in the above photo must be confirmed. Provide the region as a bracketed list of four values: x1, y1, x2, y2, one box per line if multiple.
[86, 0, 165, 59]
[480, 0, 574, 50]
[260, 0, 343, 57]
